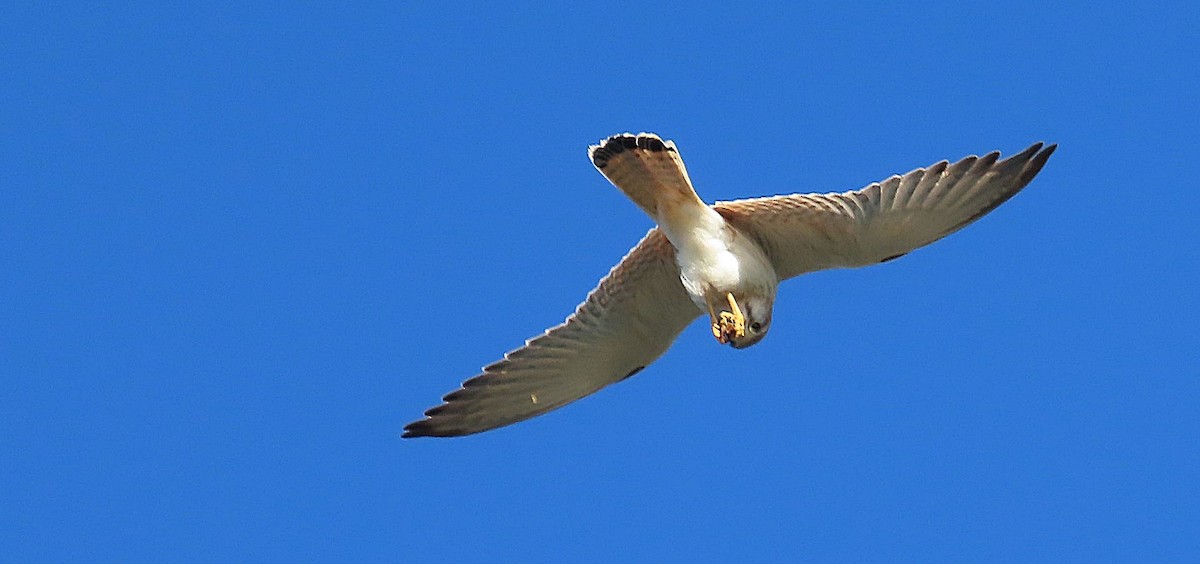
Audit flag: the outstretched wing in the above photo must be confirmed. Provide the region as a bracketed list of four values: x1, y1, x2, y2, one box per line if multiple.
[714, 143, 1056, 279]
[403, 229, 699, 438]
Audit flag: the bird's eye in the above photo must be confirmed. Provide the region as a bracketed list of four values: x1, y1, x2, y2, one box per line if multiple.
[749, 322, 763, 332]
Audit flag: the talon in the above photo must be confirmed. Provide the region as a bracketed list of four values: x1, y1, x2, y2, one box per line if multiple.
[726, 292, 745, 328]
[713, 312, 738, 343]
[708, 301, 726, 343]
[710, 293, 746, 344]
[720, 311, 745, 341]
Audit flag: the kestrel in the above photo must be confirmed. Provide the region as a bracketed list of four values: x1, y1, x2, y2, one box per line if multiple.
[404, 133, 1056, 438]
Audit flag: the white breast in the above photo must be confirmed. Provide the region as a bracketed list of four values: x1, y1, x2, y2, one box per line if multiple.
[657, 205, 777, 310]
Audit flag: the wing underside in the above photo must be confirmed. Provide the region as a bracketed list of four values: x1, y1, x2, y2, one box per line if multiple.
[715, 142, 1056, 279]
[403, 229, 698, 438]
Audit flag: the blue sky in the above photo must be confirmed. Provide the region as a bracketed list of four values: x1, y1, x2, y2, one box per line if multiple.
[3, 2, 1198, 561]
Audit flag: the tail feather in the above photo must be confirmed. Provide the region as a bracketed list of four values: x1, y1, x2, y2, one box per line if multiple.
[589, 133, 706, 220]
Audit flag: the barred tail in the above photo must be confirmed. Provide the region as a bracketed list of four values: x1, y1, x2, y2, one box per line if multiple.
[588, 133, 706, 220]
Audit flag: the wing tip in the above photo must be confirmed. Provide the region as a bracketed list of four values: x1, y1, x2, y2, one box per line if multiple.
[1009, 141, 1055, 162]
[399, 389, 470, 438]
[956, 141, 1054, 171]
[401, 419, 429, 439]
[942, 140, 1057, 232]
[1016, 141, 1057, 184]
[588, 132, 675, 169]
[402, 413, 478, 439]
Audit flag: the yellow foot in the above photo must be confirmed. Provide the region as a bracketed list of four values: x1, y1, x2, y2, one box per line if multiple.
[710, 292, 746, 344]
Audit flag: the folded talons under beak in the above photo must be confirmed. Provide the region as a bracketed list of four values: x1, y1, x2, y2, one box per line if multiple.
[710, 292, 747, 344]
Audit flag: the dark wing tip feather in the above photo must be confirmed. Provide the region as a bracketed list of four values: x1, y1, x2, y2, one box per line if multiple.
[403, 398, 476, 438]
[1018, 143, 1056, 184]
[588, 132, 672, 169]
[402, 419, 463, 439]
[946, 141, 1057, 232]
[402, 420, 433, 438]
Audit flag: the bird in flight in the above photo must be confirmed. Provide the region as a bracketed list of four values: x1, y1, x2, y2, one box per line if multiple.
[404, 133, 1056, 438]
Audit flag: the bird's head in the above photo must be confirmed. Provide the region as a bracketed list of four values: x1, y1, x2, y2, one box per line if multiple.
[711, 292, 774, 349]
[730, 294, 773, 349]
